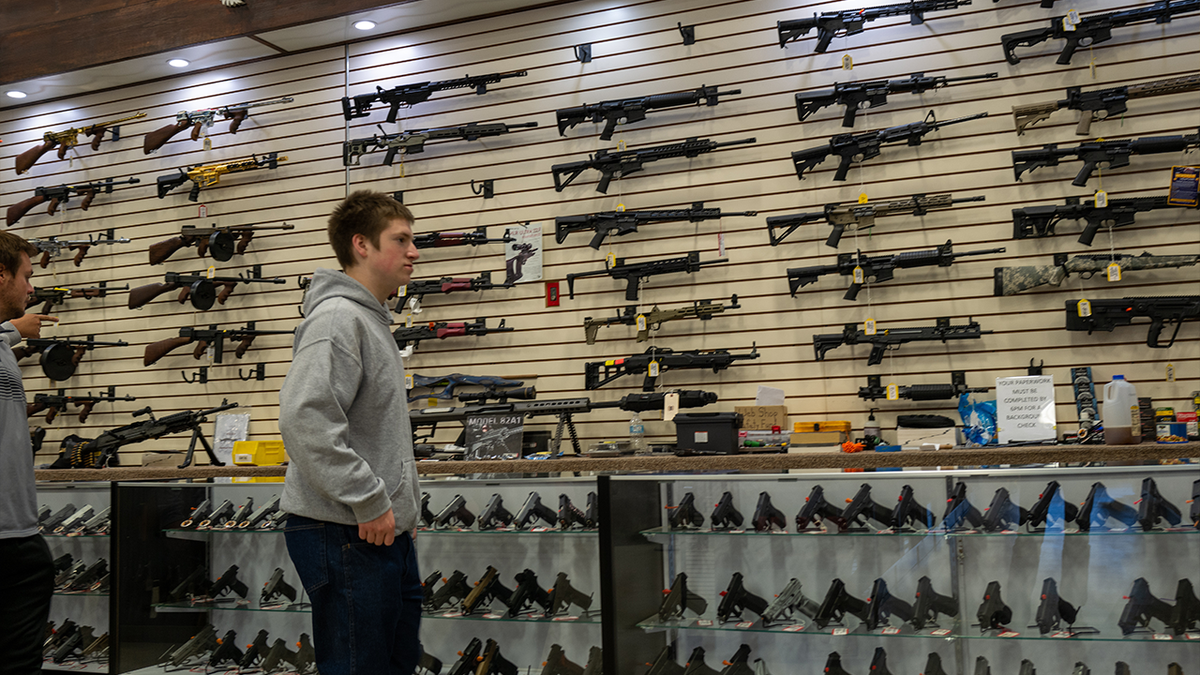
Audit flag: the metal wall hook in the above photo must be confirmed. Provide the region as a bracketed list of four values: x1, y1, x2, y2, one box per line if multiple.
[181, 367, 209, 384]
[238, 363, 266, 382]
[573, 44, 592, 63]
[1028, 359, 1044, 376]
[470, 179, 494, 199]
[391, 191, 404, 204]
[678, 22, 696, 45]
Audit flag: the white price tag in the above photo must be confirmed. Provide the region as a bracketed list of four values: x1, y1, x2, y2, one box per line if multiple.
[882, 627, 900, 635]
[1094, 190, 1108, 207]
[206, 266, 217, 279]
[1106, 263, 1121, 282]
[842, 54, 853, 70]
[931, 629, 951, 636]
[783, 625, 805, 632]
[198, 205, 207, 218]
[864, 319, 876, 336]
[552, 616, 579, 622]
[1066, 9, 1081, 24]
[736, 621, 754, 629]
[999, 631, 1020, 638]
[664, 392, 680, 421]
[405, 374, 413, 390]
[405, 315, 414, 328]
[636, 314, 647, 331]
[1076, 299, 1092, 317]
[886, 383, 899, 401]
[718, 231, 726, 258]
[483, 612, 504, 619]
[853, 266, 865, 284]
[1152, 634, 1174, 641]
[1063, 16, 1076, 31]
[695, 619, 713, 627]
[832, 627, 849, 636]
[1052, 631, 1074, 638]
[649, 361, 660, 378]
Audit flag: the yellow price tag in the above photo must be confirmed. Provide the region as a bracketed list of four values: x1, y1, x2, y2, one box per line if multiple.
[206, 266, 217, 279]
[649, 361, 660, 378]
[1077, 299, 1092, 317]
[405, 314, 414, 328]
[886, 383, 899, 401]
[636, 314, 647, 331]
[203, 136, 212, 152]
[616, 203, 626, 212]
[1063, 16, 1076, 31]
[1066, 9, 1081, 24]
[1106, 262, 1121, 282]
[606, 252, 617, 267]
[864, 319, 876, 336]
[858, 193, 869, 204]
[617, 140, 627, 152]
[398, 284, 408, 297]
[404, 374, 413, 390]
[1166, 363, 1175, 382]
[842, 54, 853, 70]
[1094, 190, 1108, 208]
[853, 266, 865, 284]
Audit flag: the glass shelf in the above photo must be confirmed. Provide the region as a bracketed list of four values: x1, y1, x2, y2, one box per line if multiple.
[635, 616, 1200, 643]
[152, 600, 311, 614]
[641, 526, 1200, 539]
[52, 591, 108, 597]
[424, 609, 603, 625]
[417, 527, 598, 536]
[163, 528, 285, 541]
[43, 533, 110, 539]
[42, 659, 108, 673]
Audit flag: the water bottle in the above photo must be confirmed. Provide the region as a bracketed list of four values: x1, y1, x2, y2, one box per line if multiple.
[1102, 375, 1141, 445]
[629, 413, 648, 454]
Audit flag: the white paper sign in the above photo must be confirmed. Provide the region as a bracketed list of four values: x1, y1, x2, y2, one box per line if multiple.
[505, 224, 543, 284]
[995, 376, 1057, 443]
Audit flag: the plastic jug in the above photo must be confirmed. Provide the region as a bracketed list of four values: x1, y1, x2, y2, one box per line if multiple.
[1102, 375, 1141, 445]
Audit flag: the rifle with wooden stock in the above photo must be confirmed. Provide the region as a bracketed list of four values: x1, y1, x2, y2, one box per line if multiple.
[148, 222, 295, 264]
[14, 112, 146, 174]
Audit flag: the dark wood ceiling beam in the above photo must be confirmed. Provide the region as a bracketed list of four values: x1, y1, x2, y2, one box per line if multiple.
[0, 0, 416, 87]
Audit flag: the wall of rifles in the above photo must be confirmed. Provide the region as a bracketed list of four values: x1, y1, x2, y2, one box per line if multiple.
[1, 0, 1197, 465]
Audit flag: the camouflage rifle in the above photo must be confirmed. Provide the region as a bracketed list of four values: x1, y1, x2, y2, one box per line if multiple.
[995, 252, 1199, 295]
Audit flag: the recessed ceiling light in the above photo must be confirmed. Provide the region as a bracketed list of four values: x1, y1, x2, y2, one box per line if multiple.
[168, 58, 190, 68]
[6, 91, 28, 99]
[353, 20, 377, 30]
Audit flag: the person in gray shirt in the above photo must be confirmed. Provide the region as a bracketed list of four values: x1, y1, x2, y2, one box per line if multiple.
[0, 231, 55, 675]
[279, 191, 424, 674]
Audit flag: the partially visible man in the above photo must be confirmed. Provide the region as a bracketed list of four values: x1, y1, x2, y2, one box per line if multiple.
[0, 231, 55, 675]
[279, 191, 424, 675]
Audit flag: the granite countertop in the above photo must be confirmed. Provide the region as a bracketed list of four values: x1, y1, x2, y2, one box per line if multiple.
[34, 442, 1200, 482]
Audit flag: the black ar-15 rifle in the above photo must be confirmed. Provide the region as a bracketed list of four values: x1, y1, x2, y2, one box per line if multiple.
[556, 202, 756, 249]
[778, 0, 973, 52]
[552, 136, 756, 193]
[813, 317, 989, 365]
[52, 399, 238, 469]
[797, 72, 997, 127]
[1012, 131, 1200, 187]
[6, 178, 141, 226]
[557, 85, 742, 140]
[858, 371, 988, 401]
[342, 120, 537, 166]
[1012, 74, 1200, 135]
[1064, 296, 1200, 348]
[567, 251, 728, 301]
[1001, 0, 1200, 65]
[792, 111, 988, 182]
[341, 71, 528, 122]
[787, 240, 1006, 300]
[584, 345, 759, 391]
[1011, 195, 1194, 245]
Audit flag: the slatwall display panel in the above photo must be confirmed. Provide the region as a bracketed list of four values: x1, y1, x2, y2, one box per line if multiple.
[2, 0, 1198, 466]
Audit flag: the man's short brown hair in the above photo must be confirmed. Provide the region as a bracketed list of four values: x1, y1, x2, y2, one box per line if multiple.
[0, 231, 37, 275]
[327, 191, 415, 269]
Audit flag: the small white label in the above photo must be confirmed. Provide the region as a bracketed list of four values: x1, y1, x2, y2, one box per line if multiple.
[931, 629, 951, 636]
[1066, 9, 1081, 24]
[736, 621, 754, 629]
[999, 631, 1020, 638]
[832, 627, 849, 636]
[694, 431, 710, 443]
[649, 361, 660, 378]
[399, 284, 408, 298]
[234, 454, 253, 464]
[1184, 632, 1199, 640]
[664, 392, 680, 422]
[1077, 299, 1092, 317]
[552, 615, 579, 622]
[483, 612, 504, 619]
[864, 319, 876, 336]
[886, 383, 899, 401]
[882, 627, 900, 635]
[1052, 631, 1074, 638]
[1152, 634, 1173, 641]
[718, 231, 726, 258]
[853, 266, 865, 284]
[206, 266, 217, 279]
[441, 610, 463, 618]
[405, 314, 414, 328]
[696, 619, 714, 627]
[636, 314, 647, 331]
[1106, 263, 1121, 282]
[842, 54, 853, 70]
[783, 625, 805, 632]
[198, 205, 208, 218]
[1094, 189, 1108, 207]
[1063, 16, 1076, 31]
[405, 374, 413, 389]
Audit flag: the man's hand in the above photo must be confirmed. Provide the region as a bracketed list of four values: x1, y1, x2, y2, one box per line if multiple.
[10, 314, 58, 339]
[358, 509, 395, 546]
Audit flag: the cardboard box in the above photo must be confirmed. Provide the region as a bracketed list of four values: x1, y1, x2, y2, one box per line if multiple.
[735, 405, 788, 430]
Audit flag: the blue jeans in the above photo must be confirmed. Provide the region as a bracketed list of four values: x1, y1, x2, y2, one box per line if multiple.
[285, 515, 423, 675]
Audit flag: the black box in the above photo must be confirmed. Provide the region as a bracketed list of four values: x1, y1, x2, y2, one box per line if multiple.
[674, 412, 743, 455]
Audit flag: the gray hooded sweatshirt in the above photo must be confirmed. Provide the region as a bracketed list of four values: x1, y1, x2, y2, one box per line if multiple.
[279, 268, 419, 533]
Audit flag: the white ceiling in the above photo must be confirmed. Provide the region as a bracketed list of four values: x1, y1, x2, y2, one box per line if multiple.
[1, 0, 563, 110]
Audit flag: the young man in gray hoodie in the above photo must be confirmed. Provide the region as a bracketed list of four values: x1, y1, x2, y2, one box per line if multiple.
[279, 191, 422, 675]
[0, 231, 56, 675]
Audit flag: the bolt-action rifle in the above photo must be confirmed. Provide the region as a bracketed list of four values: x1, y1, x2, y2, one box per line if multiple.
[1013, 195, 1195, 245]
[149, 222, 295, 264]
[12, 336, 128, 382]
[584, 344, 759, 391]
[14, 112, 147, 174]
[996, 252, 1199, 296]
[798, 72, 997, 127]
[768, 193, 986, 248]
[6, 177, 141, 226]
[814, 317, 990, 365]
[156, 152, 287, 201]
[143, 322, 294, 366]
[28, 282, 129, 315]
[792, 112, 988, 182]
[557, 202, 757, 249]
[343, 120, 537, 166]
[1012, 131, 1200, 187]
[858, 371, 988, 401]
[392, 318, 513, 352]
[53, 399, 238, 468]
[1012, 74, 1200, 135]
[778, 0, 972, 51]
[557, 85, 742, 140]
[129, 269, 286, 311]
[409, 373, 526, 402]
[568, 251, 729, 301]
[1001, 0, 1200, 65]
[414, 226, 514, 249]
[789, 240, 1005, 300]
[552, 136, 756, 193]
[1064, 296, 1200, 348]
[342, 71, 528, 122]
[584, 295, 740, 345]
[143, 96, 294, 153]
[27, 386, 135, 424]
[27, 232, 130, 268]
